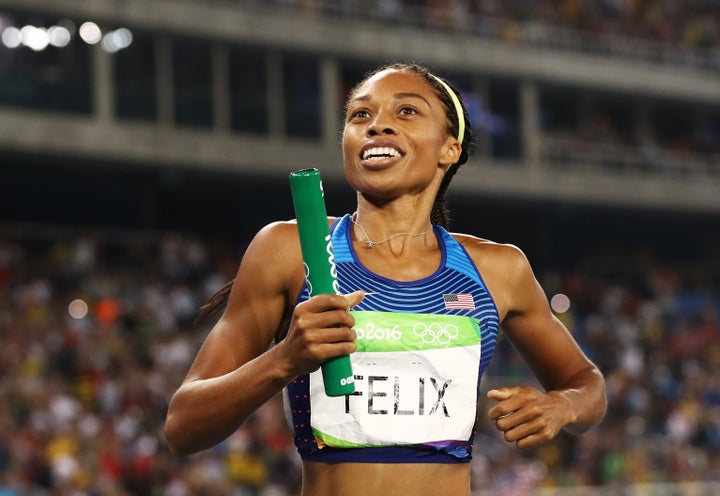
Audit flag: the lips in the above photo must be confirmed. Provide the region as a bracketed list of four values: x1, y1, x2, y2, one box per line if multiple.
[360, 144, 404, 162]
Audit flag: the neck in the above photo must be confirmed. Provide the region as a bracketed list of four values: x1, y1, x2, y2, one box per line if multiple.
[350, 211, 433, 249]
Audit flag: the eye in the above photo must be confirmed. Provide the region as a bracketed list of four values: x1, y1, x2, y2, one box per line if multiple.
[348, 108, 370, 120]
[399, 105, 418, 116]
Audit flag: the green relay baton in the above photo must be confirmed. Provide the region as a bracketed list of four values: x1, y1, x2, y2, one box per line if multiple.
[289, 168, 355, 397]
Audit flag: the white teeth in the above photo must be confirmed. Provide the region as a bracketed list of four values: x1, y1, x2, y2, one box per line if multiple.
[362, 147, 401, 160]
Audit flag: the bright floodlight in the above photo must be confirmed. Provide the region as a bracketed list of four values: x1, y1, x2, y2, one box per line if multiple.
[48, 25, 72, 47]
[21, 25, 50, 51]
[1, 26, 22, 48]
[113, 28, 133, 49]
[79, 21, 102, 44]
[101, 27, 133, 53]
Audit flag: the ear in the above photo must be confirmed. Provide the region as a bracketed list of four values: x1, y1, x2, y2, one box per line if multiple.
[439, 137, 462, 167]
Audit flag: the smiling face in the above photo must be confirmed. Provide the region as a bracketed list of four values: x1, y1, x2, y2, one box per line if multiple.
[342, 68, 461, 203]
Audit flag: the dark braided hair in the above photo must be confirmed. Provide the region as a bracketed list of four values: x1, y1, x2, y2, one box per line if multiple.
[198, 63, 472, 323]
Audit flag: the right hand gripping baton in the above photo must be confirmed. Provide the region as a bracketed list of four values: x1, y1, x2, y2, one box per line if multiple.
[289, 168, 355, 397]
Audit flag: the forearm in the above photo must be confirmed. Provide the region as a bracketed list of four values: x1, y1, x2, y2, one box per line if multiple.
[550, 366, 607, 435]
[164, 345, 294, 456]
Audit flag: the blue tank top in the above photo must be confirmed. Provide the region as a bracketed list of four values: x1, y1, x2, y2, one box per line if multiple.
[283, 214, 500, 463]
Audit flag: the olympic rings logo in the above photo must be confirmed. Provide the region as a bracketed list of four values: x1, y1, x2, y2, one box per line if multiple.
[413, 322, 459, 345]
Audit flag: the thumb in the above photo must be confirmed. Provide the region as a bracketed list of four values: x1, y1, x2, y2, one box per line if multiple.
[487, 387, 517, 401]
[343, 290, 366, 309]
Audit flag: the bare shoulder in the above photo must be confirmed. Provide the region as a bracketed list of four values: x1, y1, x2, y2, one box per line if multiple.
[450, 232, 530, 274]
[245, 221, 300, 258]
[250, 216, 329, 253]
[450, 233, 535, 320]
[237, 220, 304, 286]
[243, 216, 338, 281]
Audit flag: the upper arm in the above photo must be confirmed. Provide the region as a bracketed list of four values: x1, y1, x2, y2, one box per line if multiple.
[466, 239, 596, 391]
[183, 221, 304, 383]
[500, 246, 595, 390]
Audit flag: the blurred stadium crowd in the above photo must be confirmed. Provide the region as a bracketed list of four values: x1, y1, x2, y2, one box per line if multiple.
[235, 0, 720, 65]
[1, 1, 719, 495]
[1, 228, 718, 495]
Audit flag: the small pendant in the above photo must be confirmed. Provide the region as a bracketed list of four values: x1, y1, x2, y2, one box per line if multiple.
[365, 240, 375, 248]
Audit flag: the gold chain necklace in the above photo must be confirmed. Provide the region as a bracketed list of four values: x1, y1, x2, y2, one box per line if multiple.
[350, 212, 432, 248]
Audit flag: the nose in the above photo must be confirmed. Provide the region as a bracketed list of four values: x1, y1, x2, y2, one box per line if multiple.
[366, 111, 397, 137]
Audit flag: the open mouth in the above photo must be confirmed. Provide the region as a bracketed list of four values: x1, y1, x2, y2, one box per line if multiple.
[361, 146, 402, 161]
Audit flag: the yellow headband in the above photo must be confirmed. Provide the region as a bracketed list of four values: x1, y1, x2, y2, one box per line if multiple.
[431, 74, 465, 144]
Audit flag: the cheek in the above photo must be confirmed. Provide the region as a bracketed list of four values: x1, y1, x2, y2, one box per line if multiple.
[416, 132, 450, 162]
[342, 144, 356, 167]
[342, 127, 359, 156]
[414, 121, 448, 147]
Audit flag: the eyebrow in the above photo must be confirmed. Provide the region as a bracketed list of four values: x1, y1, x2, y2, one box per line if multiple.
[350, 92, 431, 107]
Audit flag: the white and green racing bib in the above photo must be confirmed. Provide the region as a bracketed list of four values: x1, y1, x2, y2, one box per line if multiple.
[309, 311, 482, 449]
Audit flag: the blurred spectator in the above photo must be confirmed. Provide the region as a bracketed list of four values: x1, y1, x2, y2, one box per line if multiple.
[213, 0, 719, 58]
[0, 227, 719, 493]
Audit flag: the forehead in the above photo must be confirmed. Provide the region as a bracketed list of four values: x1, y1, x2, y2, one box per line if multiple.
[351, 69, 436, 101]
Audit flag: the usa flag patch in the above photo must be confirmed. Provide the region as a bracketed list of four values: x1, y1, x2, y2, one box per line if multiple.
[443, 293, 475, 310]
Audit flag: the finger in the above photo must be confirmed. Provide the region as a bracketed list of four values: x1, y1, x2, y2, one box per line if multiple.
[303, 293, 354, 312]
[295, 310, 357, 341]
[487, 388, 522, 420]
[312, 341, 358, 361]
[493, 406, 540, 433]
[343, 290, 366, 309]
[498, 422, 531, 444]
[515, 429, 557, 449]
[288, 316, 357, 344]
[487, 387, 519, 401]
[310, 324, 357, 344]
[321, 308, 357, 329]
[501, 424, 545, 447]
